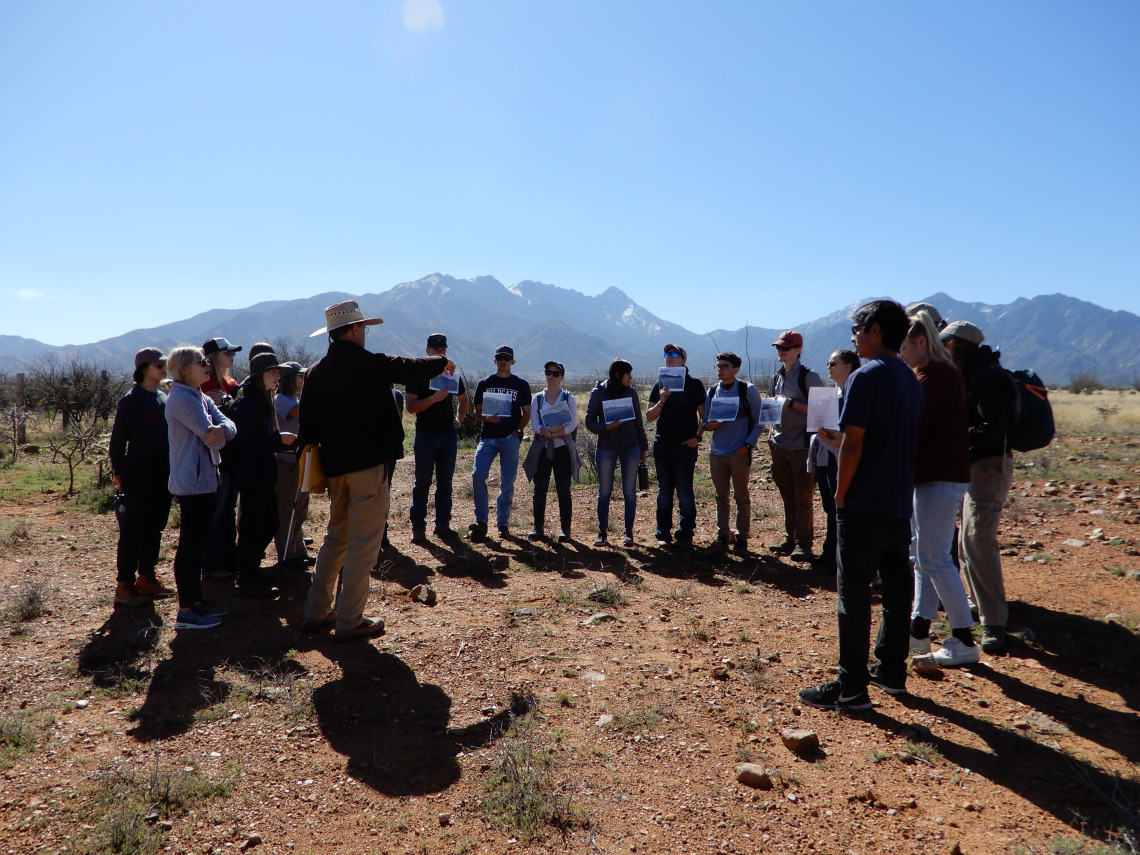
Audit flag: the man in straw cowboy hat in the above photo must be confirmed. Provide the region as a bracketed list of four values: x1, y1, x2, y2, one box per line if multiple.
[299, 300, 453, 643]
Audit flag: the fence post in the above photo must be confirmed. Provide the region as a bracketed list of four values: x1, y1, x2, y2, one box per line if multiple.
[16, 372, 26, 444]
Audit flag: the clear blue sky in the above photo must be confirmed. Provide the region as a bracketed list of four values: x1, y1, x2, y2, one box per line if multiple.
[2, 1, 1138, 346]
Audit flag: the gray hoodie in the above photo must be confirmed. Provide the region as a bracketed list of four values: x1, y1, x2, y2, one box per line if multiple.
[165, 382, 236, 496]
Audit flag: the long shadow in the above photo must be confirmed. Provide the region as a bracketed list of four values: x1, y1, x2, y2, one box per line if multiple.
[311, 642, 527, 796]
[883, 693, 1140, 841]
[403, 539, 510, 588]
[77, 605, 164, 687]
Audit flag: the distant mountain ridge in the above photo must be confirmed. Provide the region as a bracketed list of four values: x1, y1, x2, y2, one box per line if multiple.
[2, 276, 1137, 386]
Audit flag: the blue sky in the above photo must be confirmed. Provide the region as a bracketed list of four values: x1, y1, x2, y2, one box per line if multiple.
[2, 1, 1138, 346]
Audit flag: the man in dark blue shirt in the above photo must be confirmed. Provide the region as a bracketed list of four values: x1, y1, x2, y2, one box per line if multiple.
[799, 300, 923, 711]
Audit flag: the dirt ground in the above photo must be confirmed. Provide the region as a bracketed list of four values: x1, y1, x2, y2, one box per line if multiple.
[1, 432, 1139, 855]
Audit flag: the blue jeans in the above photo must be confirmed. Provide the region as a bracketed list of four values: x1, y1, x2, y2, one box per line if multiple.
[410, 430, 458, 532]
[836, 509, 913, 694]
[596, 445, 640, 535]
[472, 433, 521, 527]
[653, 441, 698, 542]
[911, 481, 973, 629]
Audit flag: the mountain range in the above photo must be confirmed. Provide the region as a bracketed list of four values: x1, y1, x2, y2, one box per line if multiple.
[3, 274, 1138, 387]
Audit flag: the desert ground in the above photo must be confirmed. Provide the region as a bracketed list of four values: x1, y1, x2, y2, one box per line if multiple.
[1, 389, 1138, 855]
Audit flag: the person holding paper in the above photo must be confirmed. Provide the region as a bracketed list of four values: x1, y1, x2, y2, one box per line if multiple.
[768, 330, 825, 562]
[405, 333, 469, 544]
[899, 311, 979, 667]
[299, 301, 451, 643]
[646, 344, 705, 548]
[585, 359, 649, 546]
[799, 301, 922, 711]
[273, 362, 311, 568]
[697, 352, 763, 555]
[470, 345, 533, 541]
[807, 350, 860, 571]
[524, 360, 580, 542]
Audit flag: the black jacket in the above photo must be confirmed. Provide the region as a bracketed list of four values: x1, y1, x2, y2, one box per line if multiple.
[229, 390, 288, 487]
[962, 346, 1018, 462]
[298, 339, 447, 478]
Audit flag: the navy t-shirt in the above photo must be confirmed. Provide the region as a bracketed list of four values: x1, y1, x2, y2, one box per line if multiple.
[474, 374, 532, 440]
[839, 356, 923, 519]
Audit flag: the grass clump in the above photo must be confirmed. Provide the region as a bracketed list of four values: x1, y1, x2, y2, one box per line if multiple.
[0, 517, 30, 547]
[481, 718, 588, 843]
[608, 703, 672, 732]
[0, 708, 54, 768]
[5, 580, 52, 622]
[586, 581, 629, 608]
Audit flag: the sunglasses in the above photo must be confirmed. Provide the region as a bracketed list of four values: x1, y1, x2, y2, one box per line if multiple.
[774, 345, 795, 352]
[715, 363, 732, 370]
[544, 369, 563, 376]
[494, 354, 512, 362]
[851, 324, 864, 335]
[153, 362, 167, 370]
[196, 358, 210, 367]
[663, 351, 681, 358]
[827, 361, 839, 367]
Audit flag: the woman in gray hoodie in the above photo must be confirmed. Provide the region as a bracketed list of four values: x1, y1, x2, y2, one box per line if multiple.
[165, 346, 237, 630]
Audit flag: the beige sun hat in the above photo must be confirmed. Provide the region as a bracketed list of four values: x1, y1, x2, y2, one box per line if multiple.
[309, 300, 384, 338]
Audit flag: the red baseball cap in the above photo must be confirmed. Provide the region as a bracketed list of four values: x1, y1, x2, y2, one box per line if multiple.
[772, 330, 803, 348]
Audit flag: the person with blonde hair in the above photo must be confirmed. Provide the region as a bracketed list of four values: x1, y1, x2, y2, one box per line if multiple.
[165, 346, 237, 629]
[899, 311, 979, 667]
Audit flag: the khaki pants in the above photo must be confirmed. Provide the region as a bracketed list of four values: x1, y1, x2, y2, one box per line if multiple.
[769, 442, 814, 547]
[304, 463, 388, 633]
[960, 455, 1014, 628]
[710, 450, 752, 542]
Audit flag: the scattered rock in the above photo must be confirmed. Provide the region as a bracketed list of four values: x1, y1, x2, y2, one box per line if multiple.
[239, 834, 262, 850]
[438, 812, 452, 827]
[899, 723, 935, 743]
[594, 714, 614, 728]
[410, 584, 438, 605]
[580, 670, 606, 682]
[1025, 711, 1070, 734]
[513, 607, 536, 617]
[581, 613, 616, 626]
[710, 665, 730, 680]
[734, 763, 774, 789]
[1061, 539, 1087, 548]
[74, 699, 88, 709]
[780, 727, 819, 754]
[158, 820, 173, 831]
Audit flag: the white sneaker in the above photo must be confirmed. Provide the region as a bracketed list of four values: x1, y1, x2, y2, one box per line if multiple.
[909, 635, 932, 655]
[931, 636, 981, 667]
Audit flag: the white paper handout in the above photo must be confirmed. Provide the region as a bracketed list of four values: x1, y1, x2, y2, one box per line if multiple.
[429, 373, 460, 395]
[807, 386, 841, 431]
[602, 397, 636, 424]
[757, 397, 783, 426]
[481, 391, 513, 418]
[539, 398, 573, 428]
[706, 395, 739, 423]
[658, 366, 686, 393]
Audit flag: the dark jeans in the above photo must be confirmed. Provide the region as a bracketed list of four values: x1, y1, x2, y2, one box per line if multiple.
[115, 468, 172, 584]
[202, 471, 238, 578]
[814, 458, 838, 563]
[533, 444, 572, 534]
[653, 441, 698, 542]
[174, 492, 217, 608]
[836, 509, 913, 694]
[410, 430, 458, 532]
[237, 482, 279, 580]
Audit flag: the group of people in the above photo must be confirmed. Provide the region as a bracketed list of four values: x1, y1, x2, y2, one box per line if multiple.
[109, 298, 1023, 683]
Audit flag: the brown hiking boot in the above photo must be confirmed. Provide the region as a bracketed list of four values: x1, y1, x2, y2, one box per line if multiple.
[135, 575, 174, 599]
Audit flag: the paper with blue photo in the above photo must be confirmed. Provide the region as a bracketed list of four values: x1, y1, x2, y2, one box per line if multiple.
[658, 366, 686, 392]
[540, 398, 573, 428]
[481, 391, 513, 418]
[429, 372, 460, 395]
[602, 397, 636, 424]
[706, 395, 739, 423]
[807, 386, 841, 431]
[757, 397, 783, 426]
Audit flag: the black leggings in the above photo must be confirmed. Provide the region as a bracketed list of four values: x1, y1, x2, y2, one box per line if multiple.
[174, 493, 216, 608]
[533, 445, 572, 532]
[116, 467, 172, 584]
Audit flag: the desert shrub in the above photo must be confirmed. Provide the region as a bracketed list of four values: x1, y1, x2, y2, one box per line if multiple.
[1069, 371, 1106, 395]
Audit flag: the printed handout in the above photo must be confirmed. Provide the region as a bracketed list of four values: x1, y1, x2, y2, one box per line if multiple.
[602, 397, 636, 424]
[807, 386, 841, 431]
[658, 366, 686, 392]
[429, 373, 461, 395]
[757, 397, 783, 426]
[706, 395, 739, 423]
[481, 391, 513, 418]
[539, 398, 573, 428]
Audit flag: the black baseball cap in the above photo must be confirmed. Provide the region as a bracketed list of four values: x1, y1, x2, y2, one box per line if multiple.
[427, 333, 448, 348]
[203, 337, 242, 356]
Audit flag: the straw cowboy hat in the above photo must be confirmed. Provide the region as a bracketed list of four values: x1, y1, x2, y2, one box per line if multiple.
[309, 300, 383, 338]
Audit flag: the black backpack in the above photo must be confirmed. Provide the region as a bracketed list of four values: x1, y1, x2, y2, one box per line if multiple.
[1005, 368, 1054, 452]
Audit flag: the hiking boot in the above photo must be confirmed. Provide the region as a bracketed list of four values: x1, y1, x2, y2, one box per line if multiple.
[557, 530, 572, 543]
[909, 635, 932, 656]
[931, 636, 981, 667]
[434, 526, 457, 540]
[410, 529, 429, 545]
[790, 544, 813, 562]
[704, 538, 729, 554]
[768, 540, 795, 555]
[114, 583, 149, 607]
[798, 680, 872, 711]
[593, 534, 608, 546]
[333, 617, 386, 644]
[135, 575, 174, 599]
[981, 625, 1007, 654]
[732, 539, 749, 556]
[300, 612, 336, 633]
[527, 529, 544, 542]
[175, 609, 222, 630]
[498, 526, 511, 539]
[468, 522, 488, 542]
